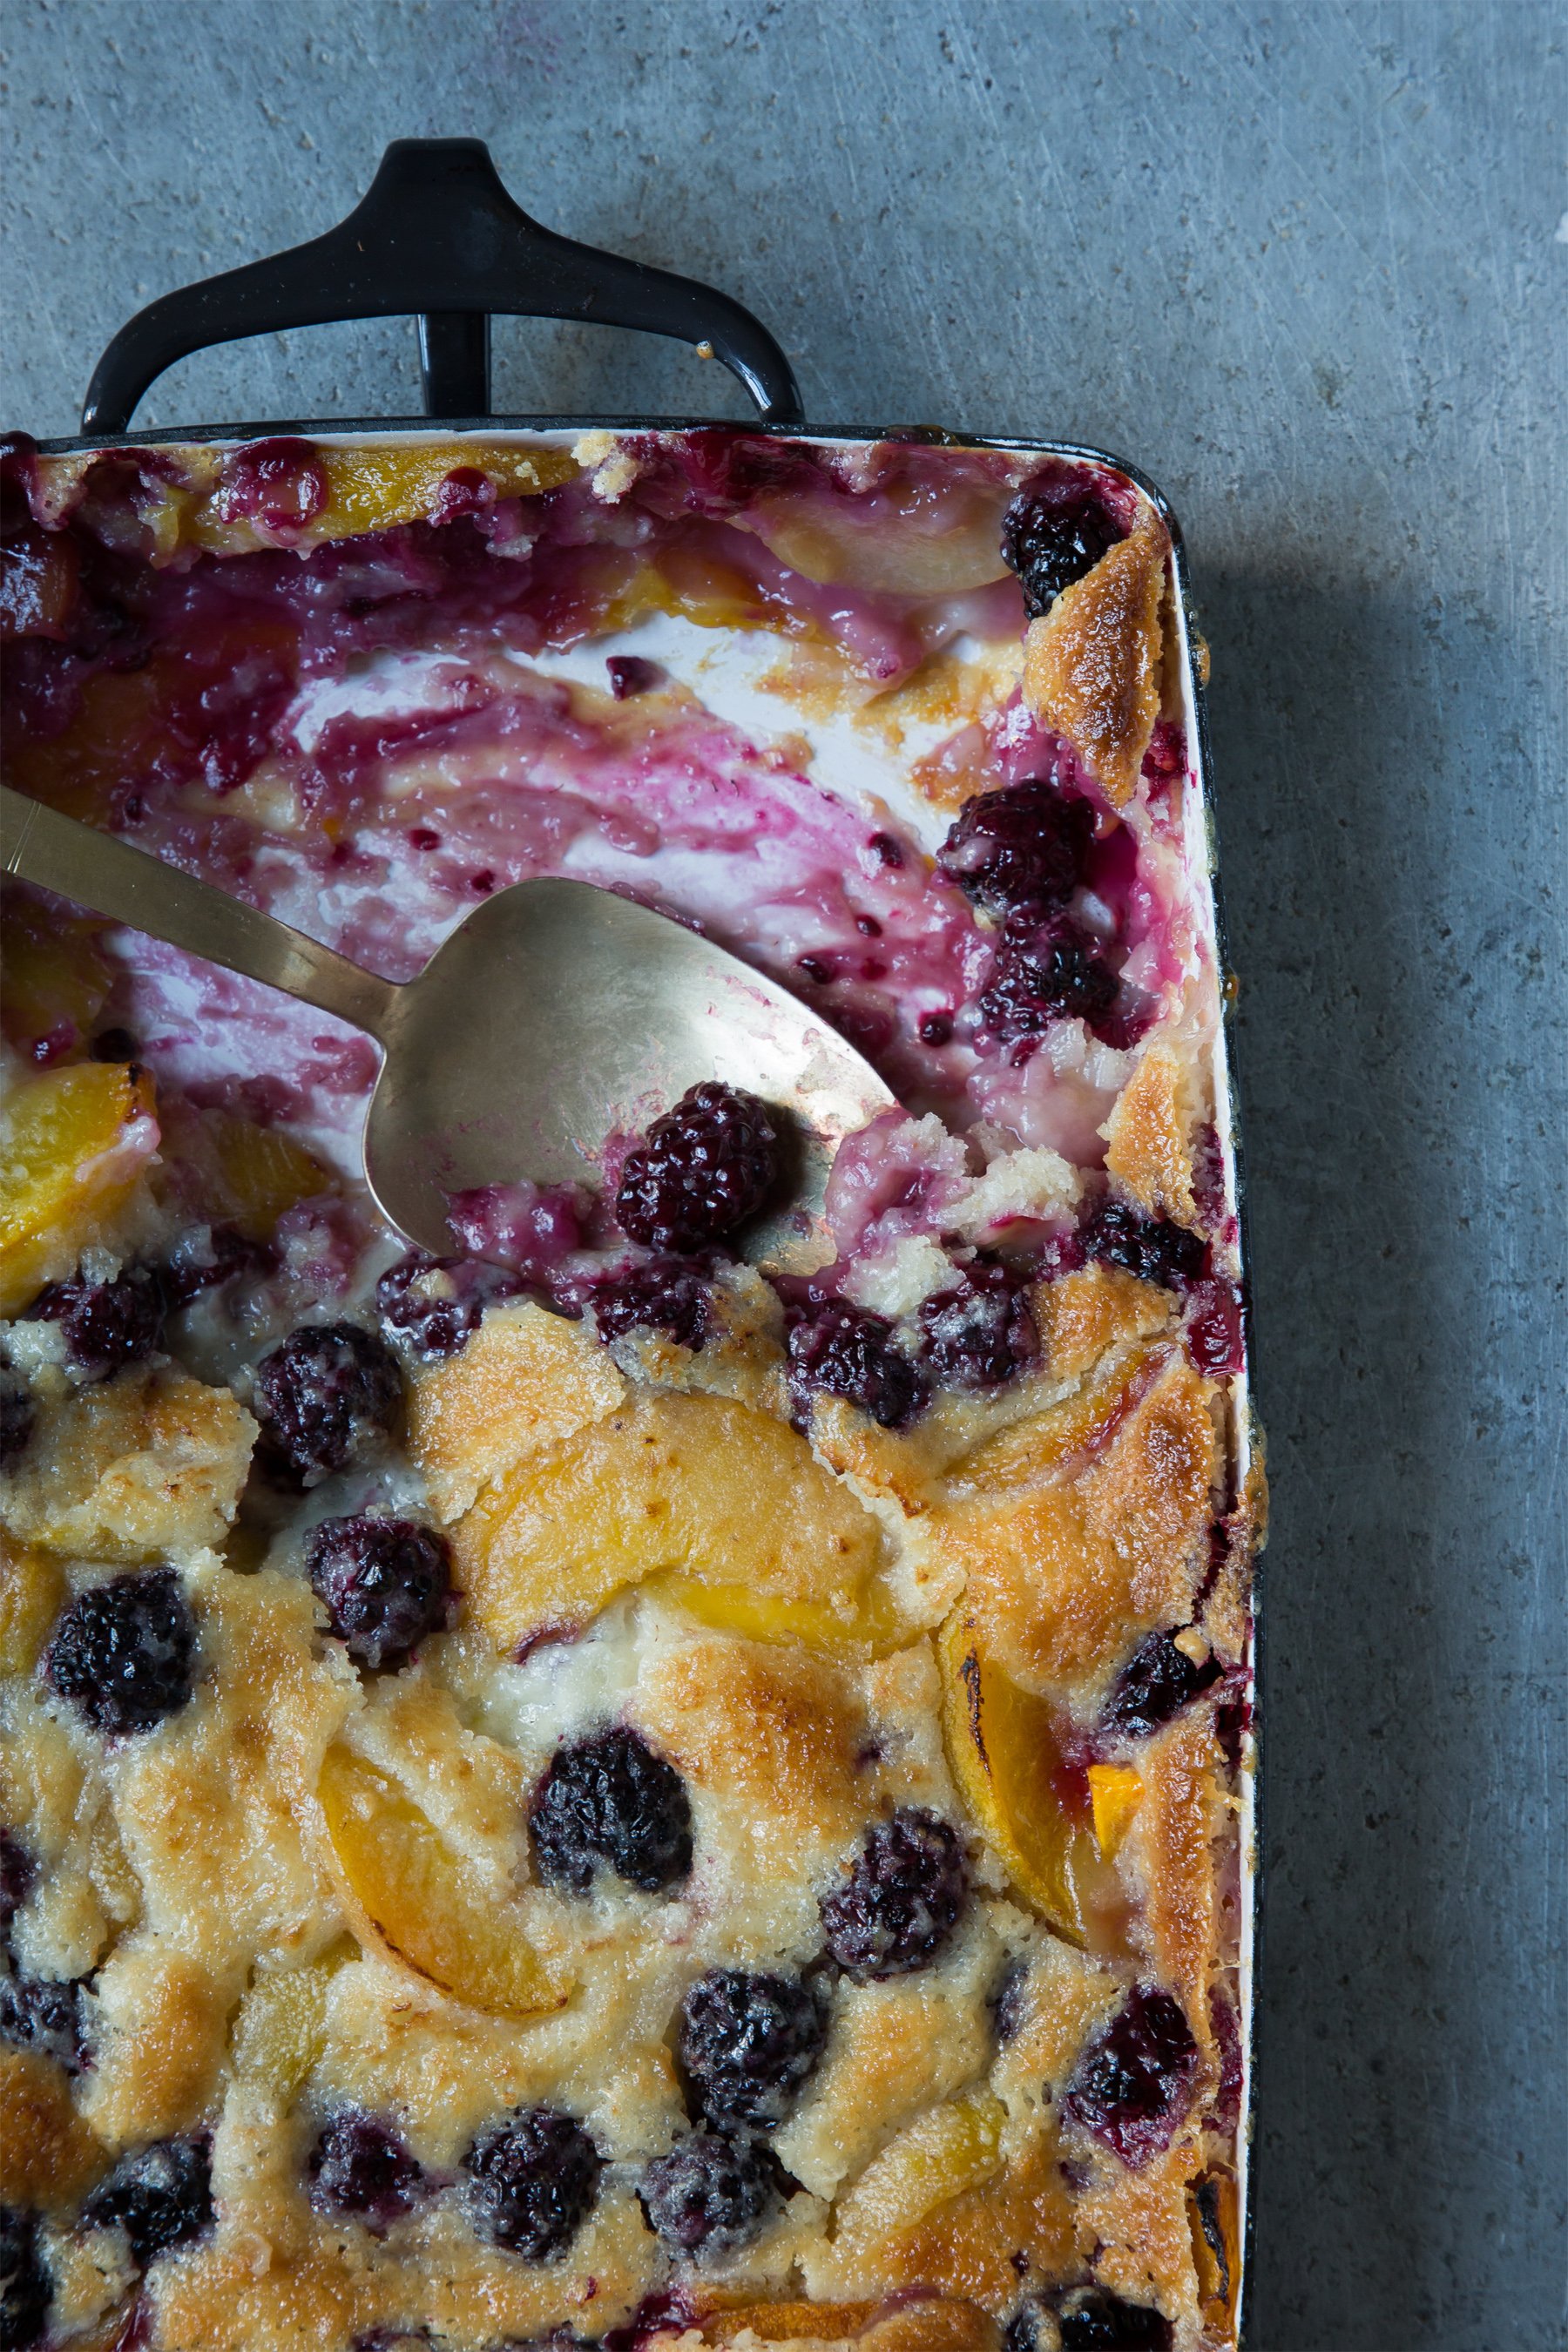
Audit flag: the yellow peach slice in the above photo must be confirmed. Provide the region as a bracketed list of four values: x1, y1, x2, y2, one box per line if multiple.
[318, 1746, 566, 2019]
[1086, 1763, 1144, 1860]
[230, 1945, 354, 2101]
[0, 1061, 159, 1315]
[409, 1297, 625, 1522]
[0, 1534, 66, 1673]
[645, 1571, 899, 1652]
[939, 1615, 1105, 1949]
[0, 896, 112, 1064]
[451, 1390, 882, 1656]
[833, 2092, 1005, 2250]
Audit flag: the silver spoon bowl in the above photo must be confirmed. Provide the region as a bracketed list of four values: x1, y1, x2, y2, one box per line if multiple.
[1, 786, 895, 1268]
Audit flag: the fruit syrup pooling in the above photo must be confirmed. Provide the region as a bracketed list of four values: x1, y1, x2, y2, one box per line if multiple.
[1, 430, 1199, 1300]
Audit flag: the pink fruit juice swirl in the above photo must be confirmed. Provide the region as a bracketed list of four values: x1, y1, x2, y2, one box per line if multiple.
[3, 430, 1192, 1232]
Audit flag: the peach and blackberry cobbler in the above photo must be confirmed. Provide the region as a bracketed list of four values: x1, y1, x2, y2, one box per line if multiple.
[0, 424, 1260, 2352]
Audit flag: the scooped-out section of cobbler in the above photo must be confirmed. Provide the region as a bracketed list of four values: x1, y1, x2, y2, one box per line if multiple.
[0, 426, 1259, 2352]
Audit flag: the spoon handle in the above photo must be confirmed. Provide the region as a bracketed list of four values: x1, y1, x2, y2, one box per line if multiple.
[0, 787, 395, 1043]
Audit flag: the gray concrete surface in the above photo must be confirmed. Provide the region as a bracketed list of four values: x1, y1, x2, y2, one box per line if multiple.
[3, 3, 1565, 2343]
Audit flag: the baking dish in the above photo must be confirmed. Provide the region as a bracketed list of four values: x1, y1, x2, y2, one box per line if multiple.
[0, 139, 1259, 2352]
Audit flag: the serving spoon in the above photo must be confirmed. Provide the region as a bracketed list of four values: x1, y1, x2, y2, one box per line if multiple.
[0, 786, 895, 1268]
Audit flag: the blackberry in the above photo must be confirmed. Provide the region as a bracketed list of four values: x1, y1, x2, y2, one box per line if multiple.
[1079, 1202, 1206, 1294]
[160, 1223, 274, 1313]
[306, 1517, 455, 1672]
[0, 1971, 86, 2074]
[639, 2132, 781, 2262]
[1063, 1985, 1199, 2169]
[0, 2204, 49, 2351]
[28, 1266, 164, 1381]
[1057, 2288, 1173, 2349]
[253, 1321, 402, 1487]
[529, 1727, 693, 1896]
[978, 913, 1120, 1044]
[820, 1808, 968, 1981]
[678, 1970, 828, 2131]
[88, 1027, 140, 1063]
[918, 1260, 1037, 1389]
[990, 1958, 1028, 2046]
[936, 780, 1097, 917]
[44, 1568, 196, 1737]
[375, 1250, 520, 1364]
[1103, 1631, 1221, 1740]
[785, 1300, 927, 1430]
[590, 1257, 713, 1352]
[309, 2112, 425, 2227]
[84, 2136, 213, 2268]
[0, 1835, 36, 1940]
[1000, 483, 1124, 618]
[0, 1362, 32, 1470]
[462, 2107, 601, 2260]
[615, 1084, 781, 1254]
[606, 655, 663, 699]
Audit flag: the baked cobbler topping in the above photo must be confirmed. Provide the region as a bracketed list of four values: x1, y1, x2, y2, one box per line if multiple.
[0, 425, 1256, 2352]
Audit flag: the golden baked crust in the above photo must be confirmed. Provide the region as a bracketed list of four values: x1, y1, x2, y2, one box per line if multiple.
[0, 427, 1256, 2352]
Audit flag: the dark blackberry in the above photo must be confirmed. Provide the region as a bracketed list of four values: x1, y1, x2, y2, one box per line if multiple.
[0, 2203, 50, 2351]
[918, 1259, 1038, 1389]
[820, 1808, 968, 1981]
[309, 2112, 425, 2227]
[252, 1321, 402, 1487]
[936, 780, 1097, 916]
[1063, 1985, 1199, 2169]
[639, 2132, 781, 2262]
[0, 1971, 86, 2074]
[990, 1958, 1028, 2046]
[615, 1084, 781, 1254]
[1057, 2288, 1173, 2349]
[375, 1250, 520, 1365]
[1079, 1201, 1206, 1294]
[785, 1300, 927, 1431]
[1103, 1631, 1221, 1740]
[529, 1727, 693, 1896]
[606, 655, 663, 699]
[462, 2107, 601, 2260]
[590, 1258, 713, 1352]
[0, 1835, 35, 1939]
[88, 1026, 140, 1063]
[84, 2136, 213, 2268]
[1000, 482, 1124, 618]
[306, 1517, 456, 1672]
[160, 1223, 274, 1312]
[28, 1266, 164, 1381]
[978, 913, 1120, 1044]
[678, 1970, 828, 2131]
[0, 1362, 32, 1470]
[44, 1569, 196, 1737]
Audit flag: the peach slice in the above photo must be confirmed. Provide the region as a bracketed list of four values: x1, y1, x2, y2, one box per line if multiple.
[318, 1745, 566, 2019]
[0, 1061, 158, 1315]
[452, 1390, 882, 1656]
[230, 1947, 353, 2101]
[0, 1534, 66, 1673]
[939, 1616, 1120, 1950]
[832, 2092, 1005, 2250]
[1086, 1763, 1144, 1860]
[0, 895, 112, 1064]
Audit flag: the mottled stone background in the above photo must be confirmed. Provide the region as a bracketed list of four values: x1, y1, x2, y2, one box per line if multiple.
[3, 3, 1565, 2343]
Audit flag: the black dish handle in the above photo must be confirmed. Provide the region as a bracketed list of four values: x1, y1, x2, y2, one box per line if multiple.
[82, 138, 803, 435]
